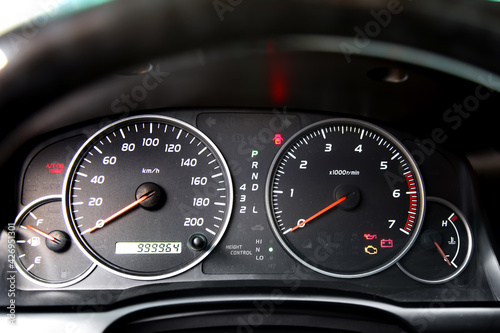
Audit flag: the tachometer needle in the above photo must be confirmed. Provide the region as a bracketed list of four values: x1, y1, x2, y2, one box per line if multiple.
[82, 191, 155, 235]
[284, 196, 347, 234]
[434, 241, 452, 266]
[27, 225, 61, 244]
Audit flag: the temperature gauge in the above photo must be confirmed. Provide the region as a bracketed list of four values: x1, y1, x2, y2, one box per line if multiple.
[397, 197, 473, 284]
[14, 196, 95, 287]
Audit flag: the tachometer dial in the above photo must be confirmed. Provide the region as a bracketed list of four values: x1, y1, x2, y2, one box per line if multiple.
[14, 196, 95, 287]
[397, 197, 472, 283]
[265, 118, 425, 278]
[63, 115, 233, 280]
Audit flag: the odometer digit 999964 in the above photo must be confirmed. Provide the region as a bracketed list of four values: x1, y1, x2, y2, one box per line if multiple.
[63, 115, 232, 280]
[266, 119, 425, 278]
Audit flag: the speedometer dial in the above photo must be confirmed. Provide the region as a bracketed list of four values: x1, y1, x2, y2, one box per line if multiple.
[265, 119, 425, 278]
[63, 115, 232, 280]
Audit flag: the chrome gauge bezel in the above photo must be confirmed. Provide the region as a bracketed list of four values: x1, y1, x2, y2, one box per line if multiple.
[14, 195, 96, 288]
[397, 197, 473, 284]
[62, 115, 233, 280]
[265, 118, 426, 278]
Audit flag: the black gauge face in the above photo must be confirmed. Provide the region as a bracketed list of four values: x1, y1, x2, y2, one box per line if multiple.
[266, 119, 425, 278]
[63, 116, 233, 280]
[397, 197, 473, 284]
[15, 196, 95, 287]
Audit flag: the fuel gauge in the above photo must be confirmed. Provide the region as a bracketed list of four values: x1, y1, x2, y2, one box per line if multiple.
[397, 197, 472, 284]
[14, 195, 95, 287]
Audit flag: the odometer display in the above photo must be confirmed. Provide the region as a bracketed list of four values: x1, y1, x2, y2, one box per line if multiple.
[115, 242, 182, 254]
[266, 119, 425, 278]
[63, 115, 232, 280]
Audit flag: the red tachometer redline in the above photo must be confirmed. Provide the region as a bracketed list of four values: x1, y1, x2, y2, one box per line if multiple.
[400, 171, 418, 235]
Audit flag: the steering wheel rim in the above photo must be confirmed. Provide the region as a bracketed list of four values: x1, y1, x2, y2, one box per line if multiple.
[0, 0, 499, 166]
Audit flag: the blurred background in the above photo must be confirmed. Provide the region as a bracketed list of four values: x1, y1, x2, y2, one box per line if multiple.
[0, 0, 109, 36]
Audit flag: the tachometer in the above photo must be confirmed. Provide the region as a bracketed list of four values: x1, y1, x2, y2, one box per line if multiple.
[265, 118, 425, 278]
[63, 115, 233, 280]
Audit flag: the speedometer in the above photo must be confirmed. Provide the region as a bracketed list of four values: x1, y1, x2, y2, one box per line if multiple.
[265, 118, 425, 278]
[63, 115, 233, 280]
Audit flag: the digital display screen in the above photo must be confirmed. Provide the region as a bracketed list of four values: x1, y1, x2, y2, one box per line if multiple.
[115, 242, 182, 254]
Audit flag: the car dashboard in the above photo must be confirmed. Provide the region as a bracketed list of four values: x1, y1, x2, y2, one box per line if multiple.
[1, 1, 500, 332]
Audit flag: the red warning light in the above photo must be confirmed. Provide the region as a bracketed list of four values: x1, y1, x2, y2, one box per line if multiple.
[363, 234, 377, 240]
[46, 163, 65, 174]
[380, 239, 394, 248]
[273, 134, 284, 145]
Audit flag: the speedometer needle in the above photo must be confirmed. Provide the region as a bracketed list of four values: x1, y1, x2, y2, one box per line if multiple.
[82, 191, 155, 235]
[434, 241, 452, 266]
[284, 196, 347, 234]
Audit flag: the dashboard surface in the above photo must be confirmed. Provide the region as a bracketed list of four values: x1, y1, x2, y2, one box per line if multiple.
[2, 108, 500, 332]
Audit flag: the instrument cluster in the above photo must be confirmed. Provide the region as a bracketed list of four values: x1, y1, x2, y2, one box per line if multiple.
[10, 109, 489, 304]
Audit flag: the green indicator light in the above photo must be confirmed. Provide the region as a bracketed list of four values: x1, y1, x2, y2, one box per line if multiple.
[269, 247, 274, 253]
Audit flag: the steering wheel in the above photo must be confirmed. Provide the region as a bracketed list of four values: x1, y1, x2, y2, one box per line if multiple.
[1, 0, 500, 164]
